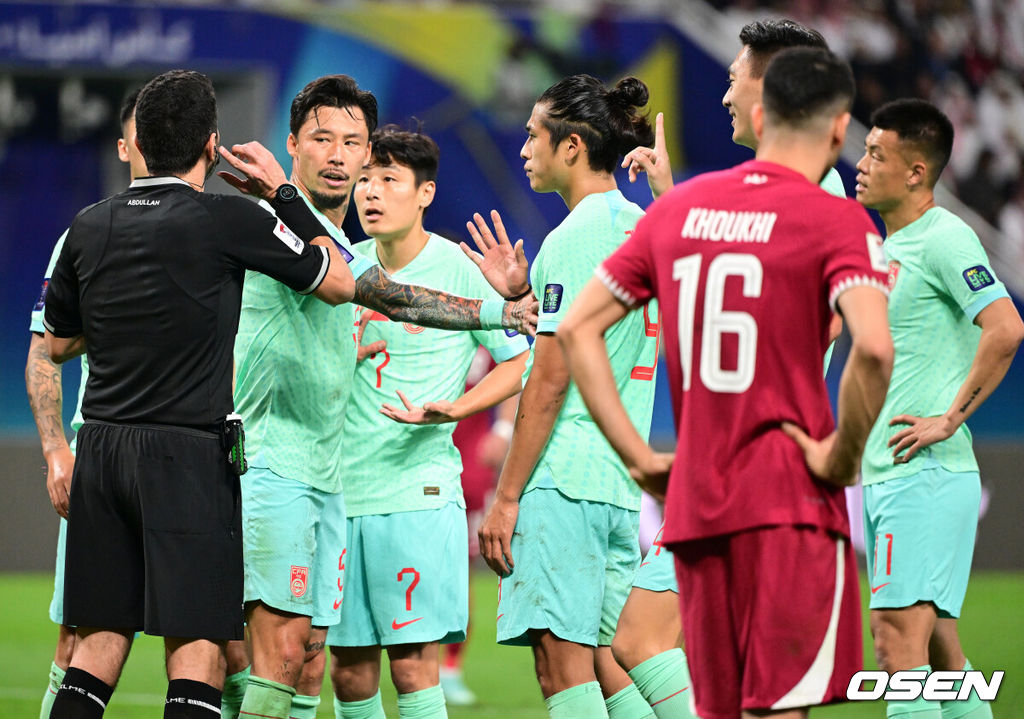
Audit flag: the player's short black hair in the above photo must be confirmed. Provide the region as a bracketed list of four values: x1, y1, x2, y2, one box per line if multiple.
[135, 70, 218, 176]
[119, 86, 142, 128]
[762, 48, 854, 128]
[290, 75, 378, 139]
[870, 98, 954, 187]
[739, 19, 828, 78]
[368, 123, 439, 187]
[536, 74, 654, 174]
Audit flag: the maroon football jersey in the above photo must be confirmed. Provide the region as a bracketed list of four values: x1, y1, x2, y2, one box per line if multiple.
[599, 160, 889, 544]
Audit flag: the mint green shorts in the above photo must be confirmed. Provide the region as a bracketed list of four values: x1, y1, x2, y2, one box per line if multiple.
[326, 501, 468, 648]
[242, 464, 346, 626]
[864, 467, 980, 618]
[49, 517, 68, 625]
[633, 523, 678, 594]
[497, 487, 640, 647]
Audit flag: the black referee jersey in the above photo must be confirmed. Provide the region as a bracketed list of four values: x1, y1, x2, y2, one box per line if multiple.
[42, 176, 330, 428]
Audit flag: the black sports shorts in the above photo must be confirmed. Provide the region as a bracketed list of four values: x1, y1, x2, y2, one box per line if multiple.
[63, 420, 243, 640]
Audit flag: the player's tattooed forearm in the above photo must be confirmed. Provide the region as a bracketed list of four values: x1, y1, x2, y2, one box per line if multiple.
[353, 265, 482, 330]
[304, 640, 325, 654]
[26, 339, 65, 453]
[958, 386, 981, 414]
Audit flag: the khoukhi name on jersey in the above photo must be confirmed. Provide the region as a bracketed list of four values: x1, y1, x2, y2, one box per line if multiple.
[681, 208, 777, 244]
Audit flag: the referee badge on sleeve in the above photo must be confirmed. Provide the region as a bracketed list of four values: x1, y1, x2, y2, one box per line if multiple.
[274, 221, 304, 255]
[963, 265, 995, 292]
[34, 279, 49, 312]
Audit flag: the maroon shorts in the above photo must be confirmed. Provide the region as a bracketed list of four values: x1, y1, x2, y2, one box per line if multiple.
[670, 525, 861, 719]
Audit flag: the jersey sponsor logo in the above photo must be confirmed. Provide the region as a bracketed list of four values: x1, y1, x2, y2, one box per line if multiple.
[34, 279, 49, 312]
[403, 323, 425, 334]
[391, 617, 423, 630]
[742, 173, 768, 184]
[963, 265, 995, 292]
[680, 207, 777, 243]
[423, 486, 440, 496]
[331, 238, 355, 263]
[866, 232, 887, 273]
[543, 284, 563, 313]
[847, 670, 1003, 701]
[290, 565, 309, 597]
[887, 260, 901, 288]
[274, 221, 304, 255]
[126, 198, 160, 206]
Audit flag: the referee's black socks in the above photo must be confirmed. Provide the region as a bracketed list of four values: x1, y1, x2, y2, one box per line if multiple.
[165, 679, 222, 718]
[49, 667, 113, 718]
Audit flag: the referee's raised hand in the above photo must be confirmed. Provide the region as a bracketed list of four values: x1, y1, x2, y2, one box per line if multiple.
[218, 141, 290, 200]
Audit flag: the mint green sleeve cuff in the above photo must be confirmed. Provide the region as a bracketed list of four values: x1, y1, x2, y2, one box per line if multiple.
[480, 298, 505, 330]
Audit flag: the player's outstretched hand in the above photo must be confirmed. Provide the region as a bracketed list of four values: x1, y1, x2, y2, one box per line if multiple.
[887, 414, 955, 463]
[355, 308, 387, 362]
[380, 390, 461, 425]
[479, 496, 518, 577]
[503, 294, 539, 337]
[462, 211, 530, 298]
[217, 142, 289, 200]
[781, 423, 858, 487]
[621, 112, 672, 200]
[629, 450, 673, 501]
[46, 446, 75, 519]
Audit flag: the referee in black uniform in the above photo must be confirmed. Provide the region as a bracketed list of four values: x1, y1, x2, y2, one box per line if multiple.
[41, 70, 357, 719]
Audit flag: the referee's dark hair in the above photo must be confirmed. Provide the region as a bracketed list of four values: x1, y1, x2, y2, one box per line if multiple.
[739, 19, 828, 78]
[290, 75, 378, 138]
[870, 99, 954, 187]
[135, 70, 218, 176]
[119, 86, 142, 129]
[369, 124, 440, 187]
[762, 48, 855, 129]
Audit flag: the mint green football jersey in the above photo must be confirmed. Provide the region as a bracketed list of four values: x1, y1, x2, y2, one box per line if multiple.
[862, 207, 1009, 485]
[30, 229, 87, 453]
[820, 167, 847, 374]
[340, 233, 529, 517]
[233, 196, 376, 493]
[525, 189, 659, 511]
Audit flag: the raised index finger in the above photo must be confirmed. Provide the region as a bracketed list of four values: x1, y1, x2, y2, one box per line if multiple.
[654, 112, 665, 151]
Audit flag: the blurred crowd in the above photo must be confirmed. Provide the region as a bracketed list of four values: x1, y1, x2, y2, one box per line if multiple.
[714, 0, 1024, 269]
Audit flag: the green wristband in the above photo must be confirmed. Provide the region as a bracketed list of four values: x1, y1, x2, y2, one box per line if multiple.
[480, 298, 505, 330]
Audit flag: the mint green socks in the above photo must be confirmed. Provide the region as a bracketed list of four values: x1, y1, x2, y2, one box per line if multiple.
[545, 681, 608, 719]
[334, 690, 387, 719]
[239, 675, 295, 719]
[220, 665, 250, 719]
[940, 659, 993, 719]
[397, 684, 447, 718]
[40, 661, 65, 719]
[886, 666, 941, 719]
[626, 649, 695, 718]
[605, 683, 655, 718]
[290, 693, 321, 719]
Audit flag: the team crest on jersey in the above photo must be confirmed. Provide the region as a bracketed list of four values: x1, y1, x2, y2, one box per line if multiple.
[543, 284, 563, 313]
[274, 221, 304, 254]
[887, 261, 901, 288]
[403, 323, 425, 334]
[963, 265, 995, 292]
[866, 232, 887, 273]
[290, 566, 309, 597]
[34, 279, 50, 312]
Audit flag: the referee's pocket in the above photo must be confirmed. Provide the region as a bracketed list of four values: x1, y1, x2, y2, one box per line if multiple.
[137, 455, 215, 534]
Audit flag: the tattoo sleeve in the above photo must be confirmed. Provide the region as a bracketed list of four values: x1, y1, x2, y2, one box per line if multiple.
[353, 265, 483, 330]
[25, 334, 69, 455]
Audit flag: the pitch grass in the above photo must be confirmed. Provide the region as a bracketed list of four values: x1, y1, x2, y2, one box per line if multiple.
[1, 570, 1021, 717]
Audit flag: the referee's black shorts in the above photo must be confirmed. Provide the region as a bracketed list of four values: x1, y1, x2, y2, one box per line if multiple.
[63, 420, 243, 640]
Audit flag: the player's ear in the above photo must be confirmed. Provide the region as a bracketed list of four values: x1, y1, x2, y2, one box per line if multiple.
[751, 102, 765, 141]
[286, 133, 298, 160]
[563, 133, 582, 163]
[906, 158, 929, 190]
[418, 180, 436, 210]
[833, 112, 851, 151]
[117, 137, 130, 164]
[205, 132, 218, 162]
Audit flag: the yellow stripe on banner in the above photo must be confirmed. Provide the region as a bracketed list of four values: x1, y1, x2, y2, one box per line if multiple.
[622, 40, 685, 170]
[287, 5, 513, 103]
